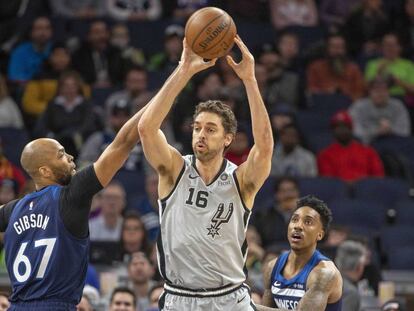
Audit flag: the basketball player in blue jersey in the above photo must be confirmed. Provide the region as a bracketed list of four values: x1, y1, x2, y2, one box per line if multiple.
[138, 35, 273, 310]
[0, 103, 149, 310]
[257, 195, 343, 311]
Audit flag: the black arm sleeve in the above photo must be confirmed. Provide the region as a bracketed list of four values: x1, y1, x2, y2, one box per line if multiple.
[0, 199, 19, 232]
[59, 165, 103, 239]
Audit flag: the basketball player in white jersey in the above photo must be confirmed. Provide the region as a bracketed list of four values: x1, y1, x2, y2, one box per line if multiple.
[138, 35, 273, 310]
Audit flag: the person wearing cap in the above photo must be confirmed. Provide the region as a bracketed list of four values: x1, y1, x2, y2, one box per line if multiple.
[382, 299, 405, 311]
[107, 0, 162, 21]
[148, 24, 184, 73]
[349, 77, 411, 144]
[317, 110, 384, 182]
[307, 33, 365, 101]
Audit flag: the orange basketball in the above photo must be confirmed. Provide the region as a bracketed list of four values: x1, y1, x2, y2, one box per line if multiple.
[185, 7, 237, 59]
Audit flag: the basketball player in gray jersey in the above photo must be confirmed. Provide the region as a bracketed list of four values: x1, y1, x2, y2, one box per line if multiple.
[138, 35, 273, 311]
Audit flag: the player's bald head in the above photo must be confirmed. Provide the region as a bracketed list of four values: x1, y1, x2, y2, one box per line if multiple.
[20, 138, 61, 178]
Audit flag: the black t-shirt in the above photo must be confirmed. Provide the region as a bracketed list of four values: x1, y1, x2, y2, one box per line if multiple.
[0, 165, 103, 239]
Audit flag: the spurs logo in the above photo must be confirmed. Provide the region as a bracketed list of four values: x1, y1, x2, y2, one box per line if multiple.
[207, 203, 233, 238]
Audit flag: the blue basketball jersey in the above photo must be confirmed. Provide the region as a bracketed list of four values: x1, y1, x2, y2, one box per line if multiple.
[271, 250, 342, 311]
[4, 185, 89, 305]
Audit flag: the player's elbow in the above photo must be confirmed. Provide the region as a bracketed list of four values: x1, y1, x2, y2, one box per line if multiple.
[138, 118, 153, 138]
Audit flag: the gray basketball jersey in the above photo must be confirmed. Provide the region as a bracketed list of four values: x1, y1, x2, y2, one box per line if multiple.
[157, 155, 251, 290]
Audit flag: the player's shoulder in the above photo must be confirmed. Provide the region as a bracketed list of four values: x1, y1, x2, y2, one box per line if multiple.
[308, 260, 342, 291]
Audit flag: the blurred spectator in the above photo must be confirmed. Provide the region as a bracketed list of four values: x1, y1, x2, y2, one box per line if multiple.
[89, 181, 126, 241]
[394, 0, 414, 54]
[72, 20, 129, 87]
[85, 265, 101, 292]
[76, 294, 93, 311]
[148, 24, 183, 74]
[269, 104, 296, 139]
[251, 176, 300, 248]
[7, 16, 52, 83]
[111, 24, 146, 66]
[317, 110, 385, 182]
[22, 44, 91, 123]
[0, 292, 9, 311]
[147, 283, 164, 311]
[49, 0, 106, 19]
[0, 74, 24, 128]
[276, 31, 301, 74]
[107, 0, 162, 21]
[105, 66, 151, 117]
[225, 129, 251, 166]
[365, 33, 414, 97]
[171, 0, 209, 21]
[307, 34, 366, 100]
[349, 77, 411, 143]
[34, 70, 98, 157]
[133, 172, 160, 242]
[246, 226, 265, 291]
[109, 287, 136, 311]
[217, 51, 242, 89]
[270, 0, 318, 30]
[121, 210, 152, 258]
[127, 252, 155, 311]
[319, 0, 363, 32]
[256, 46, 300, 109]
[0, 179, 18, 205]
[381, 299, 405, 311]
[271, 123, 317, 177]
[0, 140, 26, 193]
[335, 240, 367, 311]
[227, 0, 269, 22]
[343, 0, 390, 57]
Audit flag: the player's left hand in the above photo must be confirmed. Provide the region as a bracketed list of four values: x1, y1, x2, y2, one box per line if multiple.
[179, 38, 217, 77]
[226, 35, 255, 82]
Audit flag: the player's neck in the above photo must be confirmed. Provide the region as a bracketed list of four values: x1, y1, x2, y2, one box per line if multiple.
[34, 178, 59, 190]
[195, 156, 224, 184]
[289, 246, 316, 271]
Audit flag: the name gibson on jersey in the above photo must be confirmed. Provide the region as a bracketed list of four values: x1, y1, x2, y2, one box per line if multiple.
[13, 214, 50, 235]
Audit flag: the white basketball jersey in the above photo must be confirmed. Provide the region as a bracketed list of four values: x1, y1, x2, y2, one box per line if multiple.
[157, 155, 251, 290]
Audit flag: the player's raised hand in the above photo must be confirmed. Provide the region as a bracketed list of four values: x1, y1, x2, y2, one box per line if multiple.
[179, 38, 217, 77]
[226, 35, 255, 82]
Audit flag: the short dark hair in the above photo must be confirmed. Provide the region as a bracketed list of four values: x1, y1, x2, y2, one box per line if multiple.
[295, 195, 332, 234]
[274, 176, 299, 193]
[193, 100, 237, 136]
[110, 286, 136, 307]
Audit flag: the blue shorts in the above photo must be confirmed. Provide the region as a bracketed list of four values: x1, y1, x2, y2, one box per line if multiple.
[9, 300, 76, 311]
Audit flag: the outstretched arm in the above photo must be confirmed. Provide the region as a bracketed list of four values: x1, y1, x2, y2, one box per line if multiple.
[229, 36, 274, 209]
[93, 104, 148, 187]
[138, 39, 216, 196]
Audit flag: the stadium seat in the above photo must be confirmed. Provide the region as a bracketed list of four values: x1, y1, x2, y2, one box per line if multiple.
[113, 169, 146, 202]
[0, 128, 29, 167]
[380, 226, 414, 252]
[281, 26, 326, 51]
[254, 176, 276, 211]
[307, 93, 352, 115]
[353, 178, 410, 207]
[298, 177, 348, 204]
[394, 199, 414, 225]
[387, 247, 414, 270]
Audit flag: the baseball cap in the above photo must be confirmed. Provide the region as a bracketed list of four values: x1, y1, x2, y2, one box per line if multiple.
[330, 110, 353, 128]
[111, 99, 131, 115]
[165, 24, 184, 38]
[382, 299, 405, 311]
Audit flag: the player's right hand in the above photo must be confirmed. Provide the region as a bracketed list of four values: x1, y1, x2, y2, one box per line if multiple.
[179, 38, 217, 77]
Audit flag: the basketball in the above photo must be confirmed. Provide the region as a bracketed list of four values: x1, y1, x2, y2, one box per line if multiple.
[185, 7, 237, 59]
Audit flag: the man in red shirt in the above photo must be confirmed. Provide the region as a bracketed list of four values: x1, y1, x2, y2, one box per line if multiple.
[317, 110, 384, 182]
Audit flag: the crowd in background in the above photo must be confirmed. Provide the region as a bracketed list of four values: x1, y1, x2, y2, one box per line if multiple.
[0, 0, 413, 310]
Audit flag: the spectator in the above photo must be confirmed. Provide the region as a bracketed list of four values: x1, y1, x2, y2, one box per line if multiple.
[133, 172, 160, 242]
[365, 33, 414, 97]
[89, 181, 126, 241]
[319, 0, 363, 32]
[0, 74, 24, 129]
[121, 211, 152, 258]
[307, 34, 366, 100]
[381, 299, 405, 311]
[171, 0, 209, 21]
[109, 287, 136, 311]
[269, 104, 296, 140]
[147, 283, 164, 311]
[79, 99, 146, 172]
[227, 0, 269, 22]
[317, 110, 385, 182]
[394, 0, 414, 54]
[7, 16, 52, 83]
[343, 0, 390, 57]
[110, 24, 146, 67]
[225, 129, 251, 166]
[251, 176, 300, 248]
[335, 240, 367, 311]
[349, 77, 411, 143]
[34, 70, 98, 157]
[0, 140, 26, 193]
[105, 66, 151, 117]
[76, 294, 93, 311]
[0, 179, 18, 205]
[276, 31, 301, 74]
[0, 292, 9, 311]
[72, 20, 129, 87]
[22, 44, 91, 123]
[127, 252, 155, 311]
[270, 0, 318, 30]
[107, 0, 162, 21]
[256, 46, 300, 109]
[148, 24, 183, 74]
[246, 226, 265, 291]
[271, 123, 317, 177]
[49, 0, 106, 18]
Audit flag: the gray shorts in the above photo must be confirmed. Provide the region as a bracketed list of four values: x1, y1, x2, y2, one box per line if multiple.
[159, 283, 257, 311]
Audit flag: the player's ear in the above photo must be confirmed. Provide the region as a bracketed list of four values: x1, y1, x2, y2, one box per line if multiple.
[224, 133, 233, 148]
[38, 166, 52, 178]
[317, 231, 324, 242]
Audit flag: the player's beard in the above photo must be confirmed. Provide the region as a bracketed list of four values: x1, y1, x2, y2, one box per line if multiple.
[193, 144, 219, 162]
[52, 166, 73, 186]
